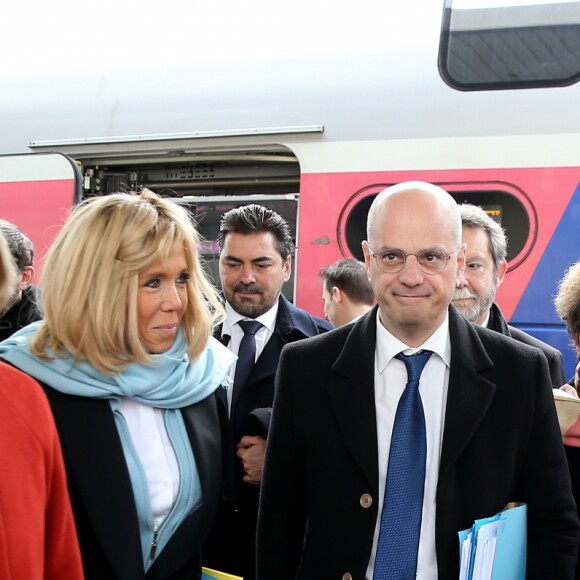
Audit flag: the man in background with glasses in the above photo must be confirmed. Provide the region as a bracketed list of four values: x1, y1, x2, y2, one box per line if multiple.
[257, 181, 579, 579]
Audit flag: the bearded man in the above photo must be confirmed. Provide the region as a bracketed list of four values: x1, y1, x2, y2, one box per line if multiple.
[452, 203, 564, 386]
[202, 204, 331, 580]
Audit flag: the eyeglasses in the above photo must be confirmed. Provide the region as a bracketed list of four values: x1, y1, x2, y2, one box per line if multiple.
[369, 247, 458, 275]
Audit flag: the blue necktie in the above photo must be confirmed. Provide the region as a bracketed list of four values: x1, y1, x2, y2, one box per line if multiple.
[373, 350, 433, 579]
[224, 319, 263, 505]
[233, 319, 263, 403]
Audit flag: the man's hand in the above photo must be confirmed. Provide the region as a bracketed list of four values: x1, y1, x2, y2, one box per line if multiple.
[560, 383, 579, 398]
[236, 435, 266, 484]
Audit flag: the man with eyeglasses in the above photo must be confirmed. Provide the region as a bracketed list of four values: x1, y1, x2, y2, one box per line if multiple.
[451, 203, 565, 387]
[257, 181, 579, 579]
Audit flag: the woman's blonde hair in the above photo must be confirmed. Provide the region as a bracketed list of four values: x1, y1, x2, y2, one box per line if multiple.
[0, 232, 18, 312]
[31, 189, 225, 373]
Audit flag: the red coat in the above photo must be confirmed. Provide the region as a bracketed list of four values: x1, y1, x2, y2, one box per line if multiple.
[0, 361, 84, 580]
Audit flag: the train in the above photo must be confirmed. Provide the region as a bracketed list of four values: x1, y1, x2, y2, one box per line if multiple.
[1, 0, 580, 376]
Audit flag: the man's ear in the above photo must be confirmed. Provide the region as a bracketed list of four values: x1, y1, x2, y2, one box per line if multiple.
[282, 255, 292, 282]
[19, 265, 35, 290]
[496, 259, 507, 287]
[362, 240, 372, 272]
[332, 286, 342, 304]
[455, 242, 467, 287]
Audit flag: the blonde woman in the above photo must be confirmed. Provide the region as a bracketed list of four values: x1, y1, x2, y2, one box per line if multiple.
[0, 190, 235, 580]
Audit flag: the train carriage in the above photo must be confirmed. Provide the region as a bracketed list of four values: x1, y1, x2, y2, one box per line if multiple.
[1, 0, 580, 375]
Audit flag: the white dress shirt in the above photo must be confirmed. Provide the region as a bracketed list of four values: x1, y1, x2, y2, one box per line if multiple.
[481, 311, 491, 328]
[366, 311, 451, 580]
[221, 301, 279, 413]
[118, 398, 179, 532]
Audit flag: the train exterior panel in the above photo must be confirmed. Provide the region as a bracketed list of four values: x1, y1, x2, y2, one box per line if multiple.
[0, 153, 81, 271]
[297, 160, 580, 376]
[1, 1, 580, 375]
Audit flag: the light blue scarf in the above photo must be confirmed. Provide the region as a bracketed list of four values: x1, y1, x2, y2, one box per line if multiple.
[0, 321, 236, 568]
[0, 321, 235, 407]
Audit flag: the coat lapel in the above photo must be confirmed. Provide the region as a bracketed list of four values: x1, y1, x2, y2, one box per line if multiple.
[248, 328, 285, 384]
[438, 309, 496, 479]
[180, 396, 221, 507]
[323, 307, 497, 491]
[251, 295, 327, 382]
[326, 309, 379, 488]
[232, 296, 316, 399]
[148, 396, 221, 579]
[43, 388, 143, 579]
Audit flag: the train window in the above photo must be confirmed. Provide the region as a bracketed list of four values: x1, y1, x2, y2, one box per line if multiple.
[340, 183, 533, 270]
[340, 191, 377, 262]
[439, 0, 580, 90]
[448, 189, 531, 268]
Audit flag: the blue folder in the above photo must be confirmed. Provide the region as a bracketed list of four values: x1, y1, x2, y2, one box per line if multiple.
[458, 503, 526, 580]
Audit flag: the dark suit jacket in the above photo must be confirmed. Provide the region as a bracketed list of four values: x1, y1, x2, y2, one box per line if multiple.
[40, 384, 221, 580]
[0, 285, 42, 341]
[508, 324, 566, 386]
[218, 294, 331, 507]
[257, 306, 580, 580]
[487, 301, 565, 387]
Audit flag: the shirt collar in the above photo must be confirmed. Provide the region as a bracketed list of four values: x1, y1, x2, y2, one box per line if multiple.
[375, 310, 451, 373]
[481, 310, 491, 329]
[223, 300, 279, 335]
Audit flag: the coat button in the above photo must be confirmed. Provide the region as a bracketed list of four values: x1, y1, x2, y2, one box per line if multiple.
[342, 574, 353, 580]
[359, 493, 373, 508]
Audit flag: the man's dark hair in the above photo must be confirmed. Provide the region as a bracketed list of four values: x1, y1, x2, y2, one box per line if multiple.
[0, 219, 34, 273]
[320, 258, 374, 306]
[218, 204, 294, 261]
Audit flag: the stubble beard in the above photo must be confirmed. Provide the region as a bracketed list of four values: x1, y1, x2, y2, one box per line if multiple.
[452, 277, 498, 324]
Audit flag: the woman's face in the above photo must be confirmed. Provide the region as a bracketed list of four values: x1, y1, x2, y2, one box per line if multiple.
[137, 243, 189, 354]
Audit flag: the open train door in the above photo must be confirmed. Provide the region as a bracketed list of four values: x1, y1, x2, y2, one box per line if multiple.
[0, 152, 82, 275]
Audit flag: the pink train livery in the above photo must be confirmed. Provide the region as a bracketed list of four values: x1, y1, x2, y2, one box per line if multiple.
[1, 1, 580, 375]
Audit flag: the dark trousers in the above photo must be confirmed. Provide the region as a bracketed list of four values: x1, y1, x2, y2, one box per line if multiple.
[203, 486, 260, 580]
